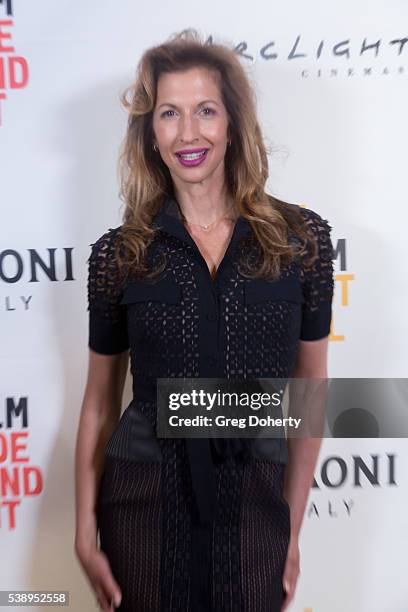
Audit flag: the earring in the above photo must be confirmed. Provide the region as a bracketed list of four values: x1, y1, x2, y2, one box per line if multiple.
[227, 139, 231, 147]
[153, 143, 158, 152]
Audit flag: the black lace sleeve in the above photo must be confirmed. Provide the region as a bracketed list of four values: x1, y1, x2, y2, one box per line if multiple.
[87, 227, 129, 354]
[298, 208, 335, 341]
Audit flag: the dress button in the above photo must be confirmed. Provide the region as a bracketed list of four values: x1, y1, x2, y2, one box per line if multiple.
[206, 312, 217, 322]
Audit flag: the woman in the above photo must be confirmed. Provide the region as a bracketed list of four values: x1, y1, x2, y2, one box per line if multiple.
[75, 29, 334, 612]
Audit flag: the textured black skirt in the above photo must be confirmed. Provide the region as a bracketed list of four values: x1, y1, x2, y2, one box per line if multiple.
[96, 439, 290, 611]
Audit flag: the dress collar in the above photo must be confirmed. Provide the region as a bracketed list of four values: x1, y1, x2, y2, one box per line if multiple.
[151, 196, 253, 260]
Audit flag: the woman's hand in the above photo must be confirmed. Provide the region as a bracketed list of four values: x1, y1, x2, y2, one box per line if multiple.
[281, 535, 300, 611]
[75, 543, 122, 610]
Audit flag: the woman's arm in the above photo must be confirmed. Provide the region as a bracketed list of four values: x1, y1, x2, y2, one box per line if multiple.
[281, 336, 328, 611]
[74, 349, 129, 555]
[283, 336, 328, 537]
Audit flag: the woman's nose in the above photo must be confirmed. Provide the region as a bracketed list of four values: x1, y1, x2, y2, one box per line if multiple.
[178, 115, 200, 142]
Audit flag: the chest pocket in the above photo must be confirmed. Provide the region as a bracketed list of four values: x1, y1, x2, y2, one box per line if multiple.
[120, 276, 182, 305]
[244, 275, 304, 305]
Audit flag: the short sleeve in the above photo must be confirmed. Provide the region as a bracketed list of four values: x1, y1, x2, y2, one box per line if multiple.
[87, 227, 129, 354]
[298, 208, 335, 341]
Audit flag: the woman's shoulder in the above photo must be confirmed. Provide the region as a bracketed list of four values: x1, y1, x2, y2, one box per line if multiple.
[297, 206, 332, 239]
[87, 225, 125, 283]
[274, 201, 333, 277]
[87, 226, 126, 310]
[278, 200, 332, 237]
[89, 225, 123, 254]
[275, 201, 333, 263]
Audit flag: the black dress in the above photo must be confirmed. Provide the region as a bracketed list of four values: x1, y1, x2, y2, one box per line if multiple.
[87, 197, 334, 612]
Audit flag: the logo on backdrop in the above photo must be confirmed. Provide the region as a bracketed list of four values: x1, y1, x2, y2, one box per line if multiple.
[299, 204, 354, 342]
[206, 32, 407, 79]
[0, 0, 29, 126]
[331, 237, 354, 341]
[308, 451, 397, 519]
[0, 396, 43, 530]
[1, 246, 75, 313]
[0, 0, 12, 15]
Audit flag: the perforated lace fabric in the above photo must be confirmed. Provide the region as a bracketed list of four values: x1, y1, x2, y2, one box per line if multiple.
[96, 457, 162, 610]
[88, 200, 334, 611]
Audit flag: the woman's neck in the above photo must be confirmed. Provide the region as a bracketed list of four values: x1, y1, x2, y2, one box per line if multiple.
[174, 186, 234, 227]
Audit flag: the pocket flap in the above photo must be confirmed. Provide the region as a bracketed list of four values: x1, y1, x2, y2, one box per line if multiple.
[244, 275, 303, 305]
[120, 276, 181, 305]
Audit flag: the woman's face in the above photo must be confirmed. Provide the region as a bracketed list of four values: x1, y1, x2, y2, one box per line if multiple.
[152, 67, 230, 187]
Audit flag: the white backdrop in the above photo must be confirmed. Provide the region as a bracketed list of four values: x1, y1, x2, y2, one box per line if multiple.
[1, 1, 407, 610]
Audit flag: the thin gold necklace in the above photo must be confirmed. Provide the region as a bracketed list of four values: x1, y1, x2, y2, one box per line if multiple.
[183, 205, 237, 232]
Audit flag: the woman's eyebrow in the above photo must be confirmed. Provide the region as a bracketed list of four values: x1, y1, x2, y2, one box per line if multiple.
[157, 99, 220, 109]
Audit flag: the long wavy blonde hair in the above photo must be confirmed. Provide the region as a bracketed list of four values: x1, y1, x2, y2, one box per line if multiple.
[115, 28, 315, 279]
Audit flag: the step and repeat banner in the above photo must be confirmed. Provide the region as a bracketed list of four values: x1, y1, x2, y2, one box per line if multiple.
[1, 1, 407, 610]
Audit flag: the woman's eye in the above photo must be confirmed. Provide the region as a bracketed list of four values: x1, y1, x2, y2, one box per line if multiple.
[160, 107, 215, 118]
